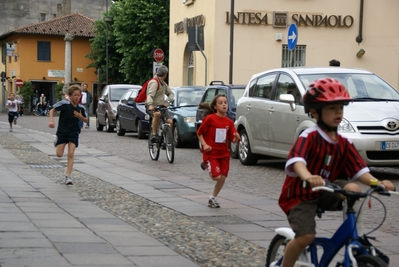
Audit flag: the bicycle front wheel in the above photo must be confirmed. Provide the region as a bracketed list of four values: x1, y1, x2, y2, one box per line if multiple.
[164, 124, 174, 163]
[266, 234, 288, 267]
[356, 254, 388, 267]
[148, 126, 160, 161]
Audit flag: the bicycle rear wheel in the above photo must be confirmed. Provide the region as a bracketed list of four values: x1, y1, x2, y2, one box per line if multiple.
[164, 124, 174, 163]
[266, 234, 287, 267]
[148, 126, 160, 161]
[356, 254, 388, 267]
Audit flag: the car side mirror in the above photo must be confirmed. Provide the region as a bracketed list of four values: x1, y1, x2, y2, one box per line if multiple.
[127, 100, 135, 106]
[279, 94, 296, 111]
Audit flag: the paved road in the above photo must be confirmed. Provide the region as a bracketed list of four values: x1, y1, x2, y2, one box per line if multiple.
[5, 113, 399, 236]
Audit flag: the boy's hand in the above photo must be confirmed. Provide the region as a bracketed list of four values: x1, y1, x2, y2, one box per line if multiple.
[48, 121, 55, 128]
[304, 175, 324, 188]
[73, 110, 83, 119]
[232, 132, 241, 143]
[202, 143, 212, 152]
[380, 180, 395, 191]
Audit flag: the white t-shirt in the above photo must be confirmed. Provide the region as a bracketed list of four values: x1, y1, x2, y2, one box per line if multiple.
[7, 100, 19, 112]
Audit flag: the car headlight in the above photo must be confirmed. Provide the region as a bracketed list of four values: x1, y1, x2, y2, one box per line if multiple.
[184, 117, 196, 123]
[112, 108, 117, 114]
[338, 118, 355, 133]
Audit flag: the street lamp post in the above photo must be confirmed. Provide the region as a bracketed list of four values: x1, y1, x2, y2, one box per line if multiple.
[229, 0, 234, 84]
[105, 0, 111, 85]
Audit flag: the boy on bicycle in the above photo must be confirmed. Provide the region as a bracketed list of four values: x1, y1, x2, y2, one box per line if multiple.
[145, 65, 174, 143]
[278, 78, 395, 267]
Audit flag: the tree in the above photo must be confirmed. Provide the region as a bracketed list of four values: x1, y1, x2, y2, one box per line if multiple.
[86, 0, 170, 85]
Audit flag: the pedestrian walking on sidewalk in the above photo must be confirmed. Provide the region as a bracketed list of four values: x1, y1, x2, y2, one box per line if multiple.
[48, 85, 88, 185]
[79, 83, 93, 129]
[197, 94, 240, 208]
[6, 93, 20, 132]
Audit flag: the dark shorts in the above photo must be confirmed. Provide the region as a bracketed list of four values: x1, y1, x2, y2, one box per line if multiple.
[287, 180, 348, 237]
[8, 111, 18, 123]
[55, 133, 79, 148]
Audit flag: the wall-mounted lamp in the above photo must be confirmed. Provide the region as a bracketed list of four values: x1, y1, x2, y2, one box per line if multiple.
[6, 77, 10, 80]
[356, 49, 365, 58]
[74, 77, 78, 81]
[42, 77, 46, 80]
[11, 76, 16, 79]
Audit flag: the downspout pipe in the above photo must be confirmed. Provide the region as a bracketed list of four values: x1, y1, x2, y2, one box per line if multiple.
[356, 0, 364, 44]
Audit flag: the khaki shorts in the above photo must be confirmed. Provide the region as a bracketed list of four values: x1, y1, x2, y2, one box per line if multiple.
[287, 180, 348, 237]
[146, 105, 171, 121]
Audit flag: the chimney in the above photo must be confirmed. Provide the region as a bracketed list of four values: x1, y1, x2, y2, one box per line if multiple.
[63, 0, 72, 15]
[57, 4, 62, 17]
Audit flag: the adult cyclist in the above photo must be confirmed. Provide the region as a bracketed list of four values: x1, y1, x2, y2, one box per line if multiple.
[145, 65, 174, 143]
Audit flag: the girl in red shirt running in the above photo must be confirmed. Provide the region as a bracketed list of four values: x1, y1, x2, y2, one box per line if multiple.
[197, 94, 240, 208]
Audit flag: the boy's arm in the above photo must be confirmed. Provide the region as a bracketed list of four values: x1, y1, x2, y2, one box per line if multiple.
[293, 161, 324, 187]
[357, 172, 395, 191]
[48, 108, 55, 128]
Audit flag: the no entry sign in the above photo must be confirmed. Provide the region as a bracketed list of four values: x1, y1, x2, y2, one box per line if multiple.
[153, 48, 164, 62]
[15, 79, 23, 87]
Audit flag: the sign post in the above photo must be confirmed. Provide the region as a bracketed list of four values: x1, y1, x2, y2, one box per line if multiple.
[287, 23, 298, 67]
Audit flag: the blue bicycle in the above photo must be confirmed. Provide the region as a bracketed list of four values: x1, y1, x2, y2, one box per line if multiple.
[266, 181, 398, 267]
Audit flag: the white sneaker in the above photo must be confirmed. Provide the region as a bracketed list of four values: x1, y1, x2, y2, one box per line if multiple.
[9, 128, 12, 132]
[65, 176, 73, 185]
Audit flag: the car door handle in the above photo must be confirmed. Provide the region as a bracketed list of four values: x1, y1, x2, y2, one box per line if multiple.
[268, 107, 275, 112]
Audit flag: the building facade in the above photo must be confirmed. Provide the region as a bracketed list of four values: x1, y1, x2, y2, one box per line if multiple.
[0, 13, 98, 113]
[169, 0, 399, 89]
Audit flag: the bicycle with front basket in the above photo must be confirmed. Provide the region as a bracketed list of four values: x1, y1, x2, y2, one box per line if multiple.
[266, 180, 398, 267]
[148, 106, 174, 163]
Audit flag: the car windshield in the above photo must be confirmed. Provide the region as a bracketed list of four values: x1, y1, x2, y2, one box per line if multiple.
[230, 88, 245, 110]
[177, 89, 205, 106]
[111, 88, 130, 101]
[298, 73, 399, 101]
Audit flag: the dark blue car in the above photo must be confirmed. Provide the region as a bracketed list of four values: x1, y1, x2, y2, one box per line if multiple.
[169, 86, 206, 148]
[116, 88, 150, 139]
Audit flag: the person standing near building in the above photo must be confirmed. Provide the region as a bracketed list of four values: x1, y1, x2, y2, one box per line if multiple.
[79, 83, 93, 129]
[6, 93, 20, 132]
[48, 84, 88, 185]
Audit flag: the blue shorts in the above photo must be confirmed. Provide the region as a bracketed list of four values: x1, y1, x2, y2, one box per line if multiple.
[55, 133, 79, 148]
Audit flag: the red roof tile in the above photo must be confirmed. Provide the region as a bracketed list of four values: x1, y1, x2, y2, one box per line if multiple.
[9, 13, 95, 38]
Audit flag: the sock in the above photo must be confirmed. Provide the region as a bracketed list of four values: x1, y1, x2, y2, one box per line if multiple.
[210, 195, 215, 199]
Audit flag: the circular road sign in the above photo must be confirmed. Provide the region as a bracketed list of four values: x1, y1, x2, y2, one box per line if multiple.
[15, 79, 23, 87]
[153, 48, 164, 62]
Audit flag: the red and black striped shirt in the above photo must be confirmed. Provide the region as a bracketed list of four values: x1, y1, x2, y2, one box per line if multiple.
[278, 126, 369, 215]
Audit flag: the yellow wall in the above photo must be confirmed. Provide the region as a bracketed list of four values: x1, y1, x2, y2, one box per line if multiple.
[170, 0, 399, 89]
[4, 33, 96, 93]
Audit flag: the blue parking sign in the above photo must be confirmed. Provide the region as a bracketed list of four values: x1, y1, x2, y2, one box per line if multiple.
[287, 23, 298, 51]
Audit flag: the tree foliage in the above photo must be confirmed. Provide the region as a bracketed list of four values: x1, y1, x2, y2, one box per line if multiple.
[87, 0, 170, 85]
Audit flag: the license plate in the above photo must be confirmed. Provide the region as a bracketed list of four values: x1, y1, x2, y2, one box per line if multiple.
[381, 141, 399, 150]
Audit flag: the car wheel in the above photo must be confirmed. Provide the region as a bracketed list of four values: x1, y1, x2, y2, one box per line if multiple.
[96, 116, 104, 131]
[105, 115, 114, 132]
[137, 120, 146, 139]
[116, 118, 126, 136]
[229, 140, 239, 159]
[238, 129, 258, 165]
[173, 123, 184, 148]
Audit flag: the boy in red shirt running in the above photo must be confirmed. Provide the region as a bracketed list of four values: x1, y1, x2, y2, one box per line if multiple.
[197, 94, 240, 208]
[278, 78, 395, 267]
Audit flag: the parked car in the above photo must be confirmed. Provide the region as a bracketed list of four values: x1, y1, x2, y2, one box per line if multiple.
[115, 88, 151, 139]
[235, 67, 399, 166]
[195, 81, 245, 157]
[169, 86, 206, 147]
[96, 84, 141, 132]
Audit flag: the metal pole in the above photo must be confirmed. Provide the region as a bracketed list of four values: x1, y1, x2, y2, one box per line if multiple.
[105, 0, 109, 85]
[229, 0, 234, 84]
[195, 25, 207, 86]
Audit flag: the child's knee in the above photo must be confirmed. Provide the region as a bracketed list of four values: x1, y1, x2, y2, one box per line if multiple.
[344, 182, 361, 192]
[296, 233, 315, 247]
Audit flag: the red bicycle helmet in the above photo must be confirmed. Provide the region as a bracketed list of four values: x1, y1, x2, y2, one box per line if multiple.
[303, 78, 352, 113]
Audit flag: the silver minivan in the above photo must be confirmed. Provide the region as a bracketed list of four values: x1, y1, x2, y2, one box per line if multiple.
[96, 84, 141, 132]
[235, 67, 399, 166]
